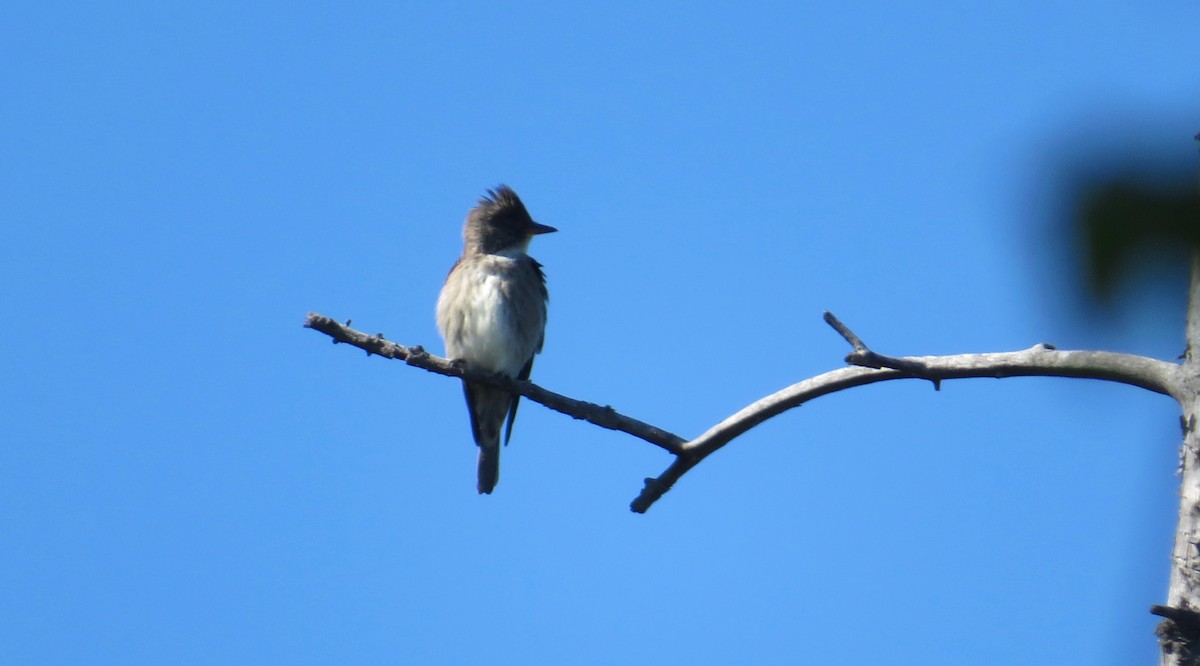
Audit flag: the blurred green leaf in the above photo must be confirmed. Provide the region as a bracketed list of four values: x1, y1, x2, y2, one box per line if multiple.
[1076, 167, 1200, 302]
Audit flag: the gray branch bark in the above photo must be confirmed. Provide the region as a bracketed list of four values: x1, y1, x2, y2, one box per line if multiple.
[303, 311, 1182, 513]
[1157, 250, 1200, 666]
[303, 314, 685, 454]
[632, 313, 1179, 512]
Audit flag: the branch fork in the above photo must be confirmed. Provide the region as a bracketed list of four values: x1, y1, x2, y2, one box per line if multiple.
[824, 311, 940, 382]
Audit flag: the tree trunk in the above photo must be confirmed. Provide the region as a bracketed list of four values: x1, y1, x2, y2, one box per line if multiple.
[1159, 251, 1200, 666]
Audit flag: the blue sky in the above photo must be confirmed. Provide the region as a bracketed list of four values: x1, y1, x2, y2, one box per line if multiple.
[3, 2, 1198, 664]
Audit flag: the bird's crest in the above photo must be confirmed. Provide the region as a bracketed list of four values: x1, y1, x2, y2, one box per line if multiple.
[479, 185, 528, 218]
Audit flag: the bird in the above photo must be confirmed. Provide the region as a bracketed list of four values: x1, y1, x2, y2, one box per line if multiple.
[435, 185, 556, 494]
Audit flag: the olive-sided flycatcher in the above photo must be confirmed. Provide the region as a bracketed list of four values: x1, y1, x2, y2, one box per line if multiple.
[436, 185, 556, 494]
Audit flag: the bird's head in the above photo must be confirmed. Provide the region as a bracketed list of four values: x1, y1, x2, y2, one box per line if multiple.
[464, 185, 557, 255]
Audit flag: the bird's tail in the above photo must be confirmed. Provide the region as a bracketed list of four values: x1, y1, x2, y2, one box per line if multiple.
[477, 443, 499, 494]
[464, 381, 509, 494]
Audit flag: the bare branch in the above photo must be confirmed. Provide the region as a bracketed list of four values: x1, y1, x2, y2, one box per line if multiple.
[824, 313, 1177, 396]
[632, 343, 1179, 511]
[303, 313, 687, 454]
[305, 311, 1181, 514]
[823, 311, 868, 352]
[823, 311, 940, 379]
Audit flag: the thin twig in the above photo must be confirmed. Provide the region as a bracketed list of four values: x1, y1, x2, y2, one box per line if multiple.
[825, 310, 947, 381]
[823, 311, 867, 352]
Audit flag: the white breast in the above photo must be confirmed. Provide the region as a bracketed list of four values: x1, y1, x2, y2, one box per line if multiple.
[436, 255, 543, 377]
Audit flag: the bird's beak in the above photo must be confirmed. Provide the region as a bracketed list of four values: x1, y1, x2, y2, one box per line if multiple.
[530, 221, 558, 235]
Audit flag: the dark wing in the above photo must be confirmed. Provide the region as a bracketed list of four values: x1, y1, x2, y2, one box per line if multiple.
[530, 258, 548, 353]
[463, 380, 485, 444]
[503, 356, 534, 446]
[503, 256, 548, 446]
